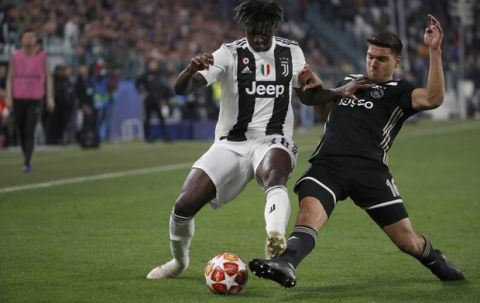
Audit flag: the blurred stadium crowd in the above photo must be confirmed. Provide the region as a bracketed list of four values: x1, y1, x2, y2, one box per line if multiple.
[0, 0, 478, 147]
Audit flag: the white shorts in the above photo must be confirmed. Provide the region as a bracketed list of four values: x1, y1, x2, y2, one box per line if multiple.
[192, 135, 297, 208]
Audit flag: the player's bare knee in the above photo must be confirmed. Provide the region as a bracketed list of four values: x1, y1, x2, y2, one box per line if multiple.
[173, 203, 192, 218]
[174, 188, 213, 217]
[259, 168, 288, 188]
[173, 193, 196, 217]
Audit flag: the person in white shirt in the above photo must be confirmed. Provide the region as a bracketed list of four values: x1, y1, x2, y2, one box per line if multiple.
[146, 0, 345, 279]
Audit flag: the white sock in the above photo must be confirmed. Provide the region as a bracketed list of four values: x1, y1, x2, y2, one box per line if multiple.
[169, 211, 194, 265]
[264, 185, 291, 235]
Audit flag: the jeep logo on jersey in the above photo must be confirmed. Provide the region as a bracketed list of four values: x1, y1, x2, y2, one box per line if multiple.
[245, 81, 285, 98]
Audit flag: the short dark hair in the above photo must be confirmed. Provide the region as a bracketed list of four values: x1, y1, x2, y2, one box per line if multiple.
[366, 32, 403, 56]
[21, 28, 37, 38]
[233, 0, 283, 29]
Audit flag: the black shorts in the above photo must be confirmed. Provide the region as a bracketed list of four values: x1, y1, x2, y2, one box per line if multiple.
[294, 156, 408, 227]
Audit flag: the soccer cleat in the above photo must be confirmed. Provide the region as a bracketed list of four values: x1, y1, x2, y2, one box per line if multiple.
[423, 250, 465, 281]
[146, 258, 189, 279]
[265, 231, 287, 259]
[249, 258, 296, 288]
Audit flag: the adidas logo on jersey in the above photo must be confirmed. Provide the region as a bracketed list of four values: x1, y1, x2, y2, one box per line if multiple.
[241, 66, 252, 74]
[245, 81, 285, 98]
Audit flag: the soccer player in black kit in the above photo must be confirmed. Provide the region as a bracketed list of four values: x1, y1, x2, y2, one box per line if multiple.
[249, 14, 465, 287]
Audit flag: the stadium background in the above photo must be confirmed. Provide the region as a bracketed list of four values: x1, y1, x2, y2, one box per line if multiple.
[0, 1, 479, 302]
[0, 0, 479, 144]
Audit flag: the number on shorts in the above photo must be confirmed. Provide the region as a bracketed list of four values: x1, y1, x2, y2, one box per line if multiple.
[269, 137, 297, 156]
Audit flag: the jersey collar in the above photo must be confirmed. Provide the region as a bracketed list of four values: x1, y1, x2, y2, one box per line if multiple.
[246, 36, 276, 55]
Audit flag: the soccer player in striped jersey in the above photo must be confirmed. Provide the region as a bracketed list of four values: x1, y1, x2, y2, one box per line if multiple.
[146, 0, 347, 279]
[250, 14, 465, 287]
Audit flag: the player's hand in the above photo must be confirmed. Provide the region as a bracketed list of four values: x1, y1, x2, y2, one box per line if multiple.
[46, 99, 55, 112]
[424, 14, 443, 51]
[338, 76, 374, 99]
[299, 64, 324, 91]
[187, 53, 214, 74]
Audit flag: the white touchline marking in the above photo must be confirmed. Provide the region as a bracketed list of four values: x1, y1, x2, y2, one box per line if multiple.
[1, 122, 478, 194]
[0, 163, 192, 194]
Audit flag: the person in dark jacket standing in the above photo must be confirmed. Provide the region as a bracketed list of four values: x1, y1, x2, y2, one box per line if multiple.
[136, 58, 172, 142]
[75, 64, 99, 148]
[48, 65, 73, 145]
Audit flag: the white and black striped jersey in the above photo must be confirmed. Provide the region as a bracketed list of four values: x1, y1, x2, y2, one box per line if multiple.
[310, 74, 417, 165]
[198, 36, 305, 141]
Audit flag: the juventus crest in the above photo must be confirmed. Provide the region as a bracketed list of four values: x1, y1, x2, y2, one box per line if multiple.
[279, 56, 289, 77]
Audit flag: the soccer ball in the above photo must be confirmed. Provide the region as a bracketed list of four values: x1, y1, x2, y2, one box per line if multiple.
[204, 252, 248, 295]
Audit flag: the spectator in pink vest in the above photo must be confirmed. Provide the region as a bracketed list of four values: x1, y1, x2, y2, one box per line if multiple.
[6, 28, 54, 172]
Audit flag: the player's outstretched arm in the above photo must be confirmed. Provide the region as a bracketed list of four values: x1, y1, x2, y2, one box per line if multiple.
[295, 65, 373, 105]
[174, 53, 213, 95]
[411, 14, 445, 110]
[295, 64, 341, 105]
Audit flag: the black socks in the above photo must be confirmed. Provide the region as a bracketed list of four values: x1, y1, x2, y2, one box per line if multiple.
[278, 225, 317, 268]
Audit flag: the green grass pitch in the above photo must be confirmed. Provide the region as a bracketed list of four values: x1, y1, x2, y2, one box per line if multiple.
[1, 119, 479, 302]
